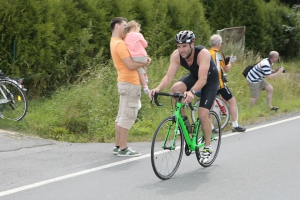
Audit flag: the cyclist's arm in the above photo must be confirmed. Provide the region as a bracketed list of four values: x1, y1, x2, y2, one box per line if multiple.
[154, 50, 180, 91]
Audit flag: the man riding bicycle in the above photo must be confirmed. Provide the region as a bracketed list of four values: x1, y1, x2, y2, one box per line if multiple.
[149, 30, 219, 163]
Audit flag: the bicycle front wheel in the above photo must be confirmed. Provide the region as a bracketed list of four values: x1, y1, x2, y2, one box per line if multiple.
[0, 79, 28, 121]
[196, 111, 222, 167]
[151, 116, 184, 180]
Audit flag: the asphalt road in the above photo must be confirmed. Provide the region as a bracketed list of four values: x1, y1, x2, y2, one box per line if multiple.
[1, 113, 300, 200]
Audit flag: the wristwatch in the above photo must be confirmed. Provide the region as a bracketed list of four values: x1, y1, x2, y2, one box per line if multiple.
[190, 89, 196, 95]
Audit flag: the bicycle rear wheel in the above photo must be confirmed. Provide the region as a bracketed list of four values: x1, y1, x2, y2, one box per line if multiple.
[191, 99, 200, 124]
[192, 97, 229, 130]
[0, 79, 28, 121]
[195, 111, 221, 167]
[151, 116, 184, 180]
[213, 96, 230, 130]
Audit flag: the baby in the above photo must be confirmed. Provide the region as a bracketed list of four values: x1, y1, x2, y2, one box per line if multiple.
[123, 20, 149, 94]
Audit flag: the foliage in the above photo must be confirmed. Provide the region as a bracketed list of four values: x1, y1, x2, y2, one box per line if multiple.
[0, 0, 212, 97]
[0, 0, 300, 98]
[280, 4, 300, 57]
[1, 52, 300, 143]
[210, 0, 268, 53]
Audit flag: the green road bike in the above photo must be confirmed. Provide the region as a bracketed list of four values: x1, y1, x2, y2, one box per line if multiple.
[150, 92, 222, 180]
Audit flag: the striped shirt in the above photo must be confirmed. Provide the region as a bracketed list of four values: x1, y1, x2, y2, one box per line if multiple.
[246, 58, 272, 83]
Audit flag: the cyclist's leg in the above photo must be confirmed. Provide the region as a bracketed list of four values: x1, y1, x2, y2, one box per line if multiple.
[209, 90, 219, 132]
[218, 87, 237, 122]
[171, 73, 197, 116]
[219, 86, 245, 132]
[198, 107, 211, 146]
[198, 83, 218, 163]
[199, 86, 217, 146]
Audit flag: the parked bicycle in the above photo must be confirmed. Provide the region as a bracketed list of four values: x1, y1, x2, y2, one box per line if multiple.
[0, 70, 28, 121]
[150, 92, 221, 180]
[191, 91, 238, 131]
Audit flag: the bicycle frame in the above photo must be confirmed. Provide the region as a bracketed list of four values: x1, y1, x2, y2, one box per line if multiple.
[215, 97, 227, 116]
[0, 82, 14, 105]
[153, 92, 207, 152]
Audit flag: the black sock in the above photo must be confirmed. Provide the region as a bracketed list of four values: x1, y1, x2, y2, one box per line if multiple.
[121, 147, 127, 151]
[115, 146, 120, 149]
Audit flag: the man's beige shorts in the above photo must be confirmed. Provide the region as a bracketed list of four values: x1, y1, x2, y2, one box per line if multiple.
[247, 79, 270, 98]
[115, 82, 141, 130]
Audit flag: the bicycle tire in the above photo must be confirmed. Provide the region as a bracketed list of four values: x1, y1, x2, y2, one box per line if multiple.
[213, 96, 230, 130]
[195, 111, 221, 167]
[191, 99, 199, 124]
[0, 79, 28, 121]
[151, 116, 184, 180]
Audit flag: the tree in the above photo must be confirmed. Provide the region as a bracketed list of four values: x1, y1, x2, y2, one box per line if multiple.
[210, 0, 268, 54]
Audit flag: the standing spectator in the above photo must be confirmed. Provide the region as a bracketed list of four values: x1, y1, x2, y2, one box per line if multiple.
[246, 51, 284, 110]
[123, 20, 150, 94]
[209, 34, 246, 132]
[110, 17, 150, 157]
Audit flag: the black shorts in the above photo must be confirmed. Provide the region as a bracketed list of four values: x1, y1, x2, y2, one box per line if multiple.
[217, 86, 233, 101]
[179, 73, 219, 110]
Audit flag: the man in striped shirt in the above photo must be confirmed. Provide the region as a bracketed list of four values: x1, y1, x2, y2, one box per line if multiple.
[246, 51, 285, 110]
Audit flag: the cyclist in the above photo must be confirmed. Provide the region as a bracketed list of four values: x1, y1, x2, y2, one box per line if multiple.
[209, 34, 246, 132]
[149, 30, 219, 163]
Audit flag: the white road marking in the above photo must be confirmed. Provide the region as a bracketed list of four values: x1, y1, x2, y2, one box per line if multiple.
[222, 115, 300, 138]
[1, 115, 300, 197]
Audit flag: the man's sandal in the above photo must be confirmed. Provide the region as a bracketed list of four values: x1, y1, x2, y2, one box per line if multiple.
[270, 106, 279, 111]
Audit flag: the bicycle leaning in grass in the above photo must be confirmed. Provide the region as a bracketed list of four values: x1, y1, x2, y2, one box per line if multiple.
[0, 70, 28, 121]
[150, 92, 221, 180]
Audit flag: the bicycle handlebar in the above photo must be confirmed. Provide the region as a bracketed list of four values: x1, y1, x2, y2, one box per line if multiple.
[151, 92, 195, 110]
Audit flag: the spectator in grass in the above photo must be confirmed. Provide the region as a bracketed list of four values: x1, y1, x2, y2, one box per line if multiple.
[246, 51, 284, 111]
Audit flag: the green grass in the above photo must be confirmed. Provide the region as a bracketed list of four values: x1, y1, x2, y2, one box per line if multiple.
[1, 51, 300, 143]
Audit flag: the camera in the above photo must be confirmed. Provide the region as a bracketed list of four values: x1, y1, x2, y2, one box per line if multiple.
[280, 67, 286, 73]
[276, 67, 285, 73]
